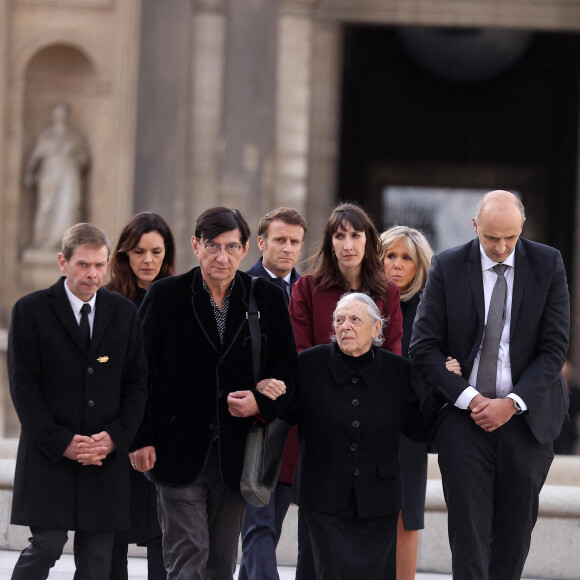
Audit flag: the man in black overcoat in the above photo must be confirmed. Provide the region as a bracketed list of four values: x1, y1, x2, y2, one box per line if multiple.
[130, 207, 297, 580]
[8, 223, 148, 579]
[409, 190, 570, 580]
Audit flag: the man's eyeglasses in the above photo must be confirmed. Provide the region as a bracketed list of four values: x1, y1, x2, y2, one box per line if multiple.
[197, 240, 244, 256]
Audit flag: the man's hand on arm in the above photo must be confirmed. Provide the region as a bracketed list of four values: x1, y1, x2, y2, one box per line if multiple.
[470, 397, 516, 431]
[130, 446, 157, 472]
[256, 378, 287, 401]
[227, 390, 260, 417]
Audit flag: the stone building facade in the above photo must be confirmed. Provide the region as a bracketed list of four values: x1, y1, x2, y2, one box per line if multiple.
[1, 0, 580, 437]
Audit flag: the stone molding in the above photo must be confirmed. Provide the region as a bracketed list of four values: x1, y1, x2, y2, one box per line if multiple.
[281, 0, 580, 31]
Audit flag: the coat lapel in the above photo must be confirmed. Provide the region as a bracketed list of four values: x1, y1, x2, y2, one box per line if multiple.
[510, 240, 527, 340]
[90, 288, 113, 358]
[467, 239, 485, 364]
[220, 271, 249, 359]
[190, 268, 222, 354]
[49, 277, 85, 355]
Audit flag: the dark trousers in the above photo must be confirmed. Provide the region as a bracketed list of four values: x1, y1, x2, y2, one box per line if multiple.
[156, 450, 246, 580]
[436, 407, 554, 580]
[238, 483, 293, 580]
[109, 537, 166, 580]
[295, 507, 316, 580]
[11, 527, 114, 580]
[306, 509, 398, 580]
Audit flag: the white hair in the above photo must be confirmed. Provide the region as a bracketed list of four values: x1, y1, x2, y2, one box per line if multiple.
[330, 292, 385, 347]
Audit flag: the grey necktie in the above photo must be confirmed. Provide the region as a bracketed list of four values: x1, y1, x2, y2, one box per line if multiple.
[476, 264, 508, 399]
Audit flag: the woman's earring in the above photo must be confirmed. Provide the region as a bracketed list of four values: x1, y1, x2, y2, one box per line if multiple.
[332, 249, 336, 258]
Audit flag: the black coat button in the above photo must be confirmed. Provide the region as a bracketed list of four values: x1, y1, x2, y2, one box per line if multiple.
[217, 391, 223, 398]
[350, 443, 358, 451]
[351, 375, 361, 383]
[87, 400, 95, 408]
[352, 399, 359, 406]
[87, 367, 94, 375]
[352, 420, 360, 428]
[354, 468, 360, 476]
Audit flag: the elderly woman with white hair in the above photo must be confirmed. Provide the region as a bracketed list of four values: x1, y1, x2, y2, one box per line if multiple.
[279, 292, 431, 580]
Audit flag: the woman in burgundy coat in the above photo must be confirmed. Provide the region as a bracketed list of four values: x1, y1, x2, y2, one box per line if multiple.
[289, 203, 403, 355]
[288, 202, 403, 579]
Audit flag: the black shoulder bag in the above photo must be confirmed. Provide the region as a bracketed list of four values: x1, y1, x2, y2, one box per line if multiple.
[240, 277, 290, 507]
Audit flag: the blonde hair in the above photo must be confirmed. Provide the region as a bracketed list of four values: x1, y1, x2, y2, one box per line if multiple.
[380, 226, 433, 302]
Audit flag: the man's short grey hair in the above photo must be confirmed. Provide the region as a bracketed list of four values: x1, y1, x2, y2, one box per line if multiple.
[331, 292, 385, 347]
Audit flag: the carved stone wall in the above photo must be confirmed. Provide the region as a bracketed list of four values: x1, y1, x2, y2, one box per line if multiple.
[0, 0, 141, 307]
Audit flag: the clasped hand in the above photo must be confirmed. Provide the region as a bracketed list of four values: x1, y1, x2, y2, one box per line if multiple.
[63, 431, 115, 466]
[469, 395, 516, 432]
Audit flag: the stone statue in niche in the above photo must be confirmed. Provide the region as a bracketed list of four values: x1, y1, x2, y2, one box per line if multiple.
[23, 102, 91, 249]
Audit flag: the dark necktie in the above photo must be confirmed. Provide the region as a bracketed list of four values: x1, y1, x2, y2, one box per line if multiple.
[275, 278, 291, 302]
[79, 303, 91, 353]
[476, 264, 508, 398]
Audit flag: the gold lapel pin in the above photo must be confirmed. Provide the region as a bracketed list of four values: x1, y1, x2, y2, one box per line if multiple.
[96, 356, 109, 363]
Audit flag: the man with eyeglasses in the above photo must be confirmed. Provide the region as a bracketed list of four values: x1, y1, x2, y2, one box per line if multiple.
[130, 207, 298, 580]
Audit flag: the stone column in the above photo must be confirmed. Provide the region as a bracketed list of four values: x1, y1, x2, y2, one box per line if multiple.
[275, 13, 313, 216]
[217, 0, 280, 250]
[133, 0, 195, 269]
[188, 3, 226, 234]
[276, 4, 343, 254]
[305, 20, 343, 249]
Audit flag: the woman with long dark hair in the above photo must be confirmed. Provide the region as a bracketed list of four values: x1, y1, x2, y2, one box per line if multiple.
[107, 212, 176, 580]
[290, 202, 403, 354]
[107, 212, 176, 306]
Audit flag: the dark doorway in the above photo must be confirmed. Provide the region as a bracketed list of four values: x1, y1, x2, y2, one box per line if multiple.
[338, 25, 580, 272]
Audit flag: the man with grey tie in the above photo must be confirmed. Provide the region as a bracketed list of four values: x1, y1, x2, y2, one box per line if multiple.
[409, 190, 570, 580]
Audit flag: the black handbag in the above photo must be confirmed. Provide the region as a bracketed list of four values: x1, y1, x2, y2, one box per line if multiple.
[240, 277, 289, 507]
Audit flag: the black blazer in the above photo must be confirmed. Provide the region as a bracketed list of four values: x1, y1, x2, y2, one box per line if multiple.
[409, 237, 570, 444]
[246, 257, 300, 305]
[287, 342, 426, 518]
[8, 278, 148, 531]
[134, 267, 298, 488]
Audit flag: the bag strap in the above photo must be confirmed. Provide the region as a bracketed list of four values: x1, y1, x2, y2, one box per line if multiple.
[246, 276, 261, 385]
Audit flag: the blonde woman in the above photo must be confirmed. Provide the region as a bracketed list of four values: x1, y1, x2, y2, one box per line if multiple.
[381, 226, 459, 580]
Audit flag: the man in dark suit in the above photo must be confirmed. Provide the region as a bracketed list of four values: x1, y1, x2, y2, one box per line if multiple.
[409, 190, 570, 580]
[246, 207, 306, 303]
[240, 207, 307, 580]
[8, 223, 148, 579]
[130, 207, 297, 580]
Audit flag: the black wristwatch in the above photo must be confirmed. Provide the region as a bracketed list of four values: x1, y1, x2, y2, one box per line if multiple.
[511, 398, 524, 415]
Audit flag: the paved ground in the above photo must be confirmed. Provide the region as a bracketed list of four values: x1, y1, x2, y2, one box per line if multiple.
[0, 549, 459, 579]
[0, 549, 552, 579]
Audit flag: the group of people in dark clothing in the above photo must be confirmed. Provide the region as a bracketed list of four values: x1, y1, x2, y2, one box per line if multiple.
[7, 189, 570, 580]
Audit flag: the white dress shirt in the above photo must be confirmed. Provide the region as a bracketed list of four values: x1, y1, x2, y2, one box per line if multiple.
[262, 263, 292, 285]
[63, 279, 97, 338]
[455, 245, 527, 411]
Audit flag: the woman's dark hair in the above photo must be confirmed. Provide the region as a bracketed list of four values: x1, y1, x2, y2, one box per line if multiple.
[107, 212, 176, 300]
[310, 202, 388, 299]
[194, 207, 251, 246]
